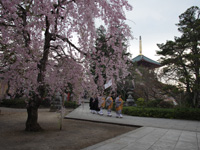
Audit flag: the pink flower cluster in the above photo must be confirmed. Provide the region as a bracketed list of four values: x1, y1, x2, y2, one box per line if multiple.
[0, 0, 133, 99]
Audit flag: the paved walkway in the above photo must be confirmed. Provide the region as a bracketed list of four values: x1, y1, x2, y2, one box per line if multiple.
[65, 103, 200, 150]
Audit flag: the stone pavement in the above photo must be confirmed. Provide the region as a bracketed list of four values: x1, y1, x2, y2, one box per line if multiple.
[65, 103, 200, 150]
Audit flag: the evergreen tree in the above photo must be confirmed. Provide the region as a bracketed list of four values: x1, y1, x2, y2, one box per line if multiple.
[157, 6, 200, 107]
[90, 25, 131, 95]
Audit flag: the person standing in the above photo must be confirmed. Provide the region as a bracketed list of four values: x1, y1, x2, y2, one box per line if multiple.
[101, 95, 106, 109]
[93, 94, 100, 114]
[89, 95, 95, 113]
[106, 94, 113, 117]
[115, 95, 123, 118]
[98, 94, 106, 115]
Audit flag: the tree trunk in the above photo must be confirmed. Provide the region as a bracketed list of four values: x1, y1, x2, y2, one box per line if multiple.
[25, 16, 51, 132]
[25, 99, 42, 132]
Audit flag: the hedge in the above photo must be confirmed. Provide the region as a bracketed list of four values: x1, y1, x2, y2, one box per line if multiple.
[1, 99, 80, 109]
[0, 98, 27, 108]
[1, 98, 51, 108]
[64, 101, 79, 109]
[122, 107, 200, 121]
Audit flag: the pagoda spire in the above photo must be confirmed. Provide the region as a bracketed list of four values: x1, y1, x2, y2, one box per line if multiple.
[139, 36, 142, 55]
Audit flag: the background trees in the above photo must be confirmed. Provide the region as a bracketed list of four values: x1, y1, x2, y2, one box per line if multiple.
[90, 25, 131, 96]
[157, 6, 200, 107]
[0, 0, 132, 131]
[132, 66, 161, 101]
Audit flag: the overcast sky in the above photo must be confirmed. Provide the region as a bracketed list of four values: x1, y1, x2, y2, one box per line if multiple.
[125, 0, 200, 62]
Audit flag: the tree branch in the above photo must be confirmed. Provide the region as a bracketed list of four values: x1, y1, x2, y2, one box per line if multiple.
[55, 34, 87, 56]
[0, 22, 16, 27]
[50, 45, 84, 64]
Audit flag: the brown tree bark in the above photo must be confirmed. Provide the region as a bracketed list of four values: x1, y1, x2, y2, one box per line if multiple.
[25, 98, 42, 131]
[25, 16, 51, 131]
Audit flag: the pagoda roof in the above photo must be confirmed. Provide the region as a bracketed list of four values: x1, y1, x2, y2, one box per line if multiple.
[132, 55, 161, 68]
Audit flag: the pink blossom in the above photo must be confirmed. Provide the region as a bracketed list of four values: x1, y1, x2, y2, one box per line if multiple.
[0, 0, 133, 99]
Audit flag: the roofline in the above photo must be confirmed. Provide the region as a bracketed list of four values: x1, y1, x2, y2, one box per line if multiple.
[132, 55, 161, 67]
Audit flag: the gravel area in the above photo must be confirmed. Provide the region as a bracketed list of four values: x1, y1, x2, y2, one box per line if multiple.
[0, 107, 137, 150]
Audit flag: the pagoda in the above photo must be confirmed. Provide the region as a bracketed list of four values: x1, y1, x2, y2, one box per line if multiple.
[132, 36, 161, 69]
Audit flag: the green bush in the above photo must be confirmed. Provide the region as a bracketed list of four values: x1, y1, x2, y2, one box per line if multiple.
[122, 107, 200, 121]
[146, 99, 162, 108]
[173, 107, 200, 120]
[136, 98, 145, 107]
[1, 98, 51, 108]
[158, 100, 174, 108]
[64, 101, 79, 109]
[1, 98, 27, 108]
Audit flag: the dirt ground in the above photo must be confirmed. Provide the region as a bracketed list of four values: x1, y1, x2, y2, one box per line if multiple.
[0, 107, 137, 150]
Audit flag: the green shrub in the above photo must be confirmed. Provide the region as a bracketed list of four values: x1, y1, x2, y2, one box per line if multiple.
[123, 107, 174, 118]
[0, 98, 52, 108]
[1, 98, 27, 108]
[158, 101, 174, 108]
[122, 107, 200, 121]
[146, 99, 162, 108]
[136, 98, 145, 107]
[173, 107, 200, 120]
[64, 101, 79, 109]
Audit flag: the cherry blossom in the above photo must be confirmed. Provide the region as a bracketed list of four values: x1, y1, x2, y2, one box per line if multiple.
[0, 0, 133, 131]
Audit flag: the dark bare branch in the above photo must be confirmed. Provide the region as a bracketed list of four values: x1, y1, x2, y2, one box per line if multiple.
[50, 45, 85, 63]
[0, 22, 16, 27]
[55, 34, 87, 56]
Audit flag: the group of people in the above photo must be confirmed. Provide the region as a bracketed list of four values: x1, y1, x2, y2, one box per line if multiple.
[89, 93, 123, 118]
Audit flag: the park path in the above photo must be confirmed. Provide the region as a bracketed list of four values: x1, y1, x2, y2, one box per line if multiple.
[65, 103, 200, 150]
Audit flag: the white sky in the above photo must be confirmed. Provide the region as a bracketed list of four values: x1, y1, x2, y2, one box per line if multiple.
[125, 0, 200, 62]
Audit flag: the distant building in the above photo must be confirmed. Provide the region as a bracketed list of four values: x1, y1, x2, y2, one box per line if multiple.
[132, 36, 161, 69]
[130, 37, 178, 106]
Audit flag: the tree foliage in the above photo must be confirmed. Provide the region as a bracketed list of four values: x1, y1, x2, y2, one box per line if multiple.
[0, 0, 132, 131]
[157, 6, 200, 107]
[90, 25, 131, 94]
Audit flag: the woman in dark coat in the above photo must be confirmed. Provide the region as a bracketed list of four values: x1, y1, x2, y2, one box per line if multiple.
[93, 95, 100, 113]
[89, 96, 95, 113]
